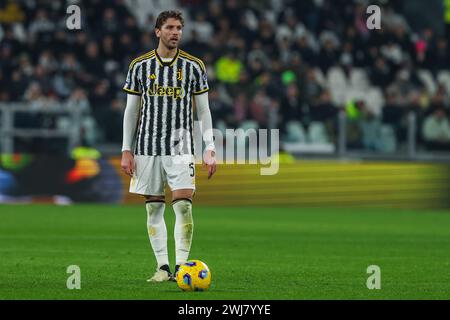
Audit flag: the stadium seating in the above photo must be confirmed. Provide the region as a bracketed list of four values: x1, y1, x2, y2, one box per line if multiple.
[0, 0, 448, 154]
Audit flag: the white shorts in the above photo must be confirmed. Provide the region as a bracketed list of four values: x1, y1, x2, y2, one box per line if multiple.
[129, 155, 196, 196]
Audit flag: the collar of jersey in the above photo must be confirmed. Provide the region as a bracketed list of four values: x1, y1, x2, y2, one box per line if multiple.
[155, 48, 179, 67]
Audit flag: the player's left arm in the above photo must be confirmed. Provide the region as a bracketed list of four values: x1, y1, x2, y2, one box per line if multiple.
[194, 92, 217, 179]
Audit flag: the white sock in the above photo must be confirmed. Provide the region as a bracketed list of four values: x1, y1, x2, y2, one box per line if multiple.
[173, 199, 194, 266]
[146, 201, 169, 269]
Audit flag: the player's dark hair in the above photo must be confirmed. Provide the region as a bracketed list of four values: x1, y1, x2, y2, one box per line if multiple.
[155, 10, 184, 29]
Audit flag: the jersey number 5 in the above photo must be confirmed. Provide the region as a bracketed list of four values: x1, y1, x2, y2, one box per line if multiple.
[189, 162, 195, 177]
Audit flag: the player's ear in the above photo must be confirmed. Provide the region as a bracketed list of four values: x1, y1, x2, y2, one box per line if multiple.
[155, 28, 161, 38]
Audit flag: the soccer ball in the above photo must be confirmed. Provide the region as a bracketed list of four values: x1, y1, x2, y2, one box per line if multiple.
[176, 260, 211, 291]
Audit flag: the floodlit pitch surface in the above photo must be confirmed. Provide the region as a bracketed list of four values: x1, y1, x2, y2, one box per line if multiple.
[0, 204, 449, 299]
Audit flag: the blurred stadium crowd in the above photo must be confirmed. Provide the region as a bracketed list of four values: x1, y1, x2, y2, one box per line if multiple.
[0, 0, 450, 153]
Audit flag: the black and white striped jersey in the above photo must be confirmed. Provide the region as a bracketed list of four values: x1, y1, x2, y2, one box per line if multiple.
[123, 48, 209, 156]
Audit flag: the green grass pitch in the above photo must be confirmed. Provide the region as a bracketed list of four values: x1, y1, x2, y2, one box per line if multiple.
[0, 204, 449, 299]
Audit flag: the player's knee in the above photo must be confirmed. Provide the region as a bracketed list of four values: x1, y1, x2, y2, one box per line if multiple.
[173, 199, 192, 216]
[147, 204, 164, 218]
[180, 202, 192, 216]
[145, 195, 165, 220]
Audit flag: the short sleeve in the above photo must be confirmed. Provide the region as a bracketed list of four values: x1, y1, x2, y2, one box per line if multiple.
[123, 62, 142, 95]
[193, 63, 209, 95]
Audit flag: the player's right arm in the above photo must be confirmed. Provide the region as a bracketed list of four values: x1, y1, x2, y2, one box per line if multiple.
[121, 93, 141, 177]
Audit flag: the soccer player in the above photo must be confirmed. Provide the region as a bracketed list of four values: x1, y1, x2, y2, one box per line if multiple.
[120, 10, 216, 282]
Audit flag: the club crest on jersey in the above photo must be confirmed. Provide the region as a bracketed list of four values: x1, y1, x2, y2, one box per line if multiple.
[177, 69, 183, 80]
[149, 74, 157, 80]
[148, 83, 184, 100]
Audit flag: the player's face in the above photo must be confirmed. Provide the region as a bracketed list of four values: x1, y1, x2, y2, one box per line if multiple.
[156, 18, 183, 50]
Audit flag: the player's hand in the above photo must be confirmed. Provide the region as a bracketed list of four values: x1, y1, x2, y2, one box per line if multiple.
[203, 150, 217, 179]
[121, 151, 135, 177]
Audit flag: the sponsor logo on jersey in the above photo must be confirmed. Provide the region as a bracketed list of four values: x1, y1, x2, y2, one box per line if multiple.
[148, 82, 184, 99]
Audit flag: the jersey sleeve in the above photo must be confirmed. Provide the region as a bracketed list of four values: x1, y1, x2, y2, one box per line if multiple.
[123, 61, 142, 95]
[193, 62, 209, 95]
